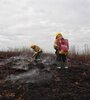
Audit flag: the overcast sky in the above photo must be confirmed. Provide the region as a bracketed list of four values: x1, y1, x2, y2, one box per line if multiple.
[0, 0, 90, 52]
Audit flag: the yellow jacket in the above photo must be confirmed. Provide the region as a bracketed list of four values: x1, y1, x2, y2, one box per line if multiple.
[54, 39, 58, 50]
[31, 45, 42, 53]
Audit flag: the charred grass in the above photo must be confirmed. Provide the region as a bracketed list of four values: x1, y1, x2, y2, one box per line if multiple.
[0, 50, 90, 100]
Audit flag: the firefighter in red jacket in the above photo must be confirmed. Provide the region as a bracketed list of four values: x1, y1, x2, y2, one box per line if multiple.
[54, 32, 69, 69]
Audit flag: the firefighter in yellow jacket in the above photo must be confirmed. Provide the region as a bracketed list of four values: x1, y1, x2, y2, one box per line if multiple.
[54, 32, 63, 55]
[31, 44, 42, 62]
[54, 32, 69, 69]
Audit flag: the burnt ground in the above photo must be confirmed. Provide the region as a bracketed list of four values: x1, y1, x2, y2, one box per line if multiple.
[0, 54, 90, 100]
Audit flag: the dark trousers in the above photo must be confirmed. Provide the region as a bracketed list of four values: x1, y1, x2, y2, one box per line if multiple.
[56, 54, 67, 63]
[35, 51, 42, 60]
[56, 54, 67, 67]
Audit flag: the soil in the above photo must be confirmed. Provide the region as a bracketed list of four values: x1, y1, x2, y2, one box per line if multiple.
[0, 55, 90, 100]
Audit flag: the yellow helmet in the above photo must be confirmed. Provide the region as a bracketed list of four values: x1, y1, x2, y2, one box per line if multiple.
[56, 32, 62, 37]
[31, 44, 36, 49]
[56, 32, 63, 39]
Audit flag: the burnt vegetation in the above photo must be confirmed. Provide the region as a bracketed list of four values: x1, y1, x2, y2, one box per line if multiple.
[0, 48, 90, 100]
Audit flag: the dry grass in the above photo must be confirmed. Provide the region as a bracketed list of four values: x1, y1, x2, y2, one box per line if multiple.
[0, 47, 90, 64]
[0, 48, 33, 58]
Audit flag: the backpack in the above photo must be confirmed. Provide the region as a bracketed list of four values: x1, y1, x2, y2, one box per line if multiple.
[58, 38, 69, 52]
